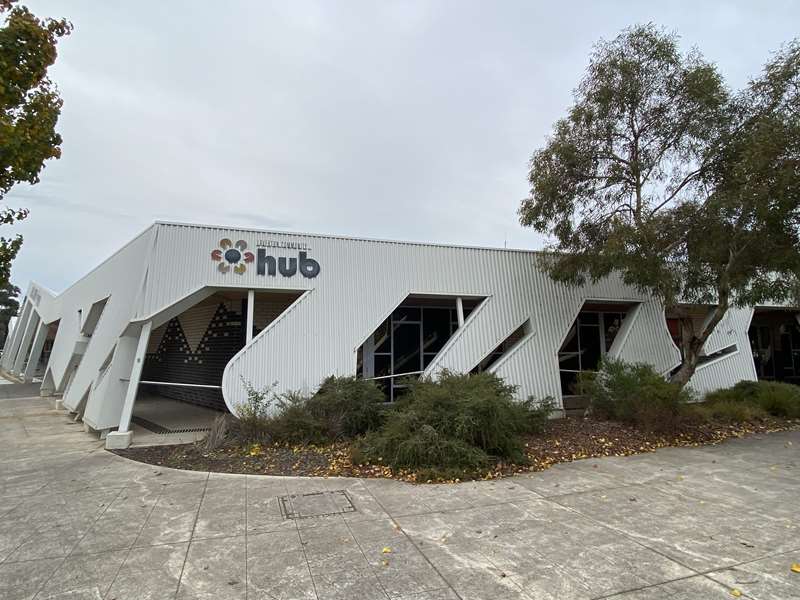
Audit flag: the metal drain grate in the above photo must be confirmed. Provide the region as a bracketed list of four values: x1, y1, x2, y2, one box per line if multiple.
[131, 416, 211, 435]
[279, 490, 356, 519]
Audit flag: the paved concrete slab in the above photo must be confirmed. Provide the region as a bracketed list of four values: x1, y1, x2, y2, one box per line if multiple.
[0, 393, 798, 599]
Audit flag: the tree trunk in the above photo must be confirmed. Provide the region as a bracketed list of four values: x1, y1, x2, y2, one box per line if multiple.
[668, 298, 730, 389]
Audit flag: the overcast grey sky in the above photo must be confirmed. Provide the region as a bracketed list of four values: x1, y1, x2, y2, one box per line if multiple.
[7, 0, 800, 293]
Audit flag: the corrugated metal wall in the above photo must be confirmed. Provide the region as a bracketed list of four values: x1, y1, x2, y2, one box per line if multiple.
[685, 307, 758, 396]
[21, 221, 771, 429]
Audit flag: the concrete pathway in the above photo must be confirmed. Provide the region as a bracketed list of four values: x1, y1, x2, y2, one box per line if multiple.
[1, 389, 798, 600]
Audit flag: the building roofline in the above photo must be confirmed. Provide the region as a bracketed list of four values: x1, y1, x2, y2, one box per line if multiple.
[153, 219, 546, 255]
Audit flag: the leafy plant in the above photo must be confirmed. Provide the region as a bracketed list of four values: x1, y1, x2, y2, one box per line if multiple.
[234, 378, 281, 444]
[704, 380, 800, 419]
[356, 371, 550, 477]
[304, 376, 385, 440]
[233, 376, 385, 445]
[0, 1, 72, 289]
[691, 399, 767, 424]
[579, 358, 695, 432]
[519, 24, 800, 388]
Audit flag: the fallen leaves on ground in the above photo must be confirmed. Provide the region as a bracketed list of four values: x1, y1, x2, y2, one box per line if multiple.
[113, 416, 799, 484]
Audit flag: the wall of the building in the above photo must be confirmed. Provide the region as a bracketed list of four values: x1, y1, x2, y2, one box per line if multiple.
[12, 221, 784, 432]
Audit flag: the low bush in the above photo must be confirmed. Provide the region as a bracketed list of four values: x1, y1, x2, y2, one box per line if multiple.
[691, 398, 768, 423]
[235, 379, 280, 444]
[704, 380, 800, 419]
[305, 375, 386, 439]
[355, 371, 552, 478]
[233, 376, 385, 445]
[578, 358, 695, 432]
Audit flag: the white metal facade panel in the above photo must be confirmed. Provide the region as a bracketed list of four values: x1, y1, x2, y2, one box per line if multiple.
[686, 307, 758, 396]
[15, 221, 783, 430]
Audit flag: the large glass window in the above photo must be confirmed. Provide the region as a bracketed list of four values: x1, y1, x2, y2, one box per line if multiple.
[559, 310, 628, 396]
[360, 298, 482, 401]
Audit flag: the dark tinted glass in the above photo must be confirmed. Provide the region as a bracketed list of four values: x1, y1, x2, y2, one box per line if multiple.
[373, 319, 390, 353]
[394, 307, 421, 322]
[560, 371, 578, 395]
[422, 308, 451, 353]
[393, 323, 421, 374]
[374, 354, 391, 378]
[579, 324, 602, 370]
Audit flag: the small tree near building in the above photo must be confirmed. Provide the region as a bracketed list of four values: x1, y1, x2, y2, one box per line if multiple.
[0, 0, 71, 289]
[519, 24, 800, 387]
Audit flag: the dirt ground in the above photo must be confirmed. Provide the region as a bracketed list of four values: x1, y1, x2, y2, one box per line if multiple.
[114, 415, 800, 483]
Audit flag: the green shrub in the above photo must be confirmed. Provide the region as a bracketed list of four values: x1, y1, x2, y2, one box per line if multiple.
[234, 379, 281, 444]
[233, 376, 385, 445]
[705, 380, 800, 419]
[519, 396, 555, 434]
[356, 371, 550, 476]
[578, 358, 695, 432]
[305, 376, 386, 439]
[692, 398, 768, 423]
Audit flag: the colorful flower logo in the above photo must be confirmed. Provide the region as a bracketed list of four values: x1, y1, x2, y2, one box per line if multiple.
[211, 239, 254, 274]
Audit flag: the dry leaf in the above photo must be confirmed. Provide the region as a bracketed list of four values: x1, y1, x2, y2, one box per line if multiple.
[382, 547, 392, 554]
[790, 563, 800, 573]
[730, 589, 742, 597]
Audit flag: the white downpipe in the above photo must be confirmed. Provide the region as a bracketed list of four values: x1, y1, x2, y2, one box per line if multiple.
[246, 289, 255, 344]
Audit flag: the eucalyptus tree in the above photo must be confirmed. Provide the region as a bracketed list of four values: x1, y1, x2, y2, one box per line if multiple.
[519, 24, 800, 386]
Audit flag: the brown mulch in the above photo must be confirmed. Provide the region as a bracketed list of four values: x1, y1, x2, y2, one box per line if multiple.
[112, 416, 800, 483]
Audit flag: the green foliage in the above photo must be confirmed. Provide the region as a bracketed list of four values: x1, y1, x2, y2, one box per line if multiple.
[234, 376, 385, 445]
[0, 1, 71, 289]
[235, 379, 280, 444]
[0, 281, 19, 347]
[307, 375, 385, 439]
[519, 23, 800, 387]
[691, 398, 767, 424]
[704, 380, 800, 419]
[579, 358, 695, 432]
[356, 371, 551, 477]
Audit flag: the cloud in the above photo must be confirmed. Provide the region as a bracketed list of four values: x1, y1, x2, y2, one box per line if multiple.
[7, 0, 800, 293]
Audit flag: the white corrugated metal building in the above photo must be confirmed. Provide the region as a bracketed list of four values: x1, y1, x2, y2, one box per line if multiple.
[2, 221, 797, 448]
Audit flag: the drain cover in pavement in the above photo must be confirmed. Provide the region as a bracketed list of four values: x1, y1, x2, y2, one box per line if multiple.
[279, 490, 356, 519]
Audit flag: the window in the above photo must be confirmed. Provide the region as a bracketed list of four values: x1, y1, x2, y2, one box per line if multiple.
[559, 309, 628, 396]
[472, 320, 531, 373]
[360, 297, 483, 401]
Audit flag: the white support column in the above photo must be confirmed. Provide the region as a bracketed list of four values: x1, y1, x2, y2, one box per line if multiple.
[23, 321, 49, 382]
[105, 321, 151, 449]
[3, 300, 31, 371]
[246, 289, 255, 344]
[456, 297, 465, 328]
[12, 311, 39, 375]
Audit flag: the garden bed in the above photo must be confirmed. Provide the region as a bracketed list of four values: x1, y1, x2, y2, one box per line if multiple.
[112, 415, 799, 483]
